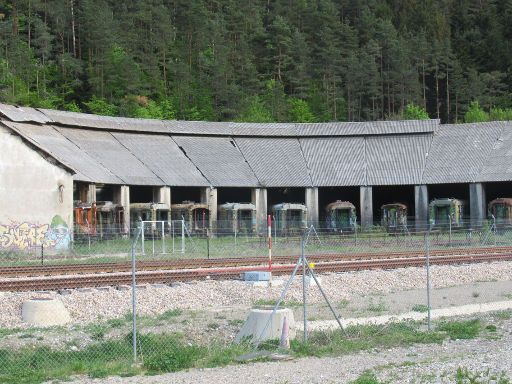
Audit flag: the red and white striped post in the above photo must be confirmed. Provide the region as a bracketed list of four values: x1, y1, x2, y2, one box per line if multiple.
[267, 214, 272, 285]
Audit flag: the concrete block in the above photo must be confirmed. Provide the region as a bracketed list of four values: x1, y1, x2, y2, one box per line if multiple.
[305, 275, 322, 288]
[22, 298, 71, 326]
[244, 271, 271, 281]
[235, 308, 296, 343]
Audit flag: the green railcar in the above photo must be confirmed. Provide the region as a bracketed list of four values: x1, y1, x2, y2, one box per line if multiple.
[488, 198, 512, 226]
[271, 203, 307, 234]
[381, 203, 408, 232]
[218, 202, 257, 234]
[429, 198, 466, 228]
[325, 201, 356, 231]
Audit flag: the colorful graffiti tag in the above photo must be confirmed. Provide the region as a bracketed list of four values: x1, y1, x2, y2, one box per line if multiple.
[0, 215, 70, 251]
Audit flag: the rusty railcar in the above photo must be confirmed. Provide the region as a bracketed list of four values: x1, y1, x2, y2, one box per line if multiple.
[218, 202, 256, 234]
[74, 201, 124, 239]
[429, 198, 466, 228]
[381, 203, 408, 232]
[325, 201, 357, 231]
[488, 198, 512, 226]
[271, 203, 307, 234]
[171, 201, 210, 233]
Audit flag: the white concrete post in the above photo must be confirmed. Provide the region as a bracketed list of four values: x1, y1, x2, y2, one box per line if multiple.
[305, 187, 319, 227]
[415, 185, 429, 232]
[201, 187, 218, 231]
[252, 188, 268, 233]
[115, 185, 130, 234]
[360, 186, 373, 229]
[153, 186, 171, 207]
[470, 183, 486, 228]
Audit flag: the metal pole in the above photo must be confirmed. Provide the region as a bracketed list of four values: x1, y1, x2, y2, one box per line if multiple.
[141, 222, 145, 255]
[448, 214, 452, 247]
[268, 215, 272, 286]
[207, 229, 210, 259]
[131, 226, 141, 363]
[425, 225, 432, 331]
[302, 238, 307, 342]
[162, 221, 166, 254]
[181, 219, 185, 254]
[254, 256, 303, 349]
[304, 256, 344, 332]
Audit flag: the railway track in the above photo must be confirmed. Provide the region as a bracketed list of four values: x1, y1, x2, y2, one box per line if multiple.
[1, 249, 512, 291]
[2, 245, 512, 278]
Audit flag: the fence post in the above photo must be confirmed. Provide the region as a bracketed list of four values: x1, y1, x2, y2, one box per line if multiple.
[181, 219, 185, 254]
[301, 237, 307, 342]
[425, 226, 432, 331]
[131, 227, 140, 363]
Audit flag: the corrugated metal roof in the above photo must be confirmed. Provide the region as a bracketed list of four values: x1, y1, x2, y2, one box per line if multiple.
[423, 123, 502, 184]
[39, 109, 170, 133]
[230, 122, 298, 136]
[366, 134, 432, 185]
[111, 132, 209, 186]
[167, 121, 230, 135]
[172, 136, 259, 187]
[3, 121, 120, 183]
[0, 104, 51, 124]
[477, 122, 512, 182]
[300, 137, 366, 186]
[55, 127, 164, 185]
[296, 119, 439, 136]
[235, 138, 312, 187]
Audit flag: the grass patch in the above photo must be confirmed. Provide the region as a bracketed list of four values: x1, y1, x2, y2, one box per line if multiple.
[291, 322, 444, 358]
[493, 311, 512, 320]
[157, 309, 183, 321]
[339, 299, 350, 309]
[472, 291, 480, 298]
[0, 318, 489, 383]
[455, 367, 511, 383]
[411, 304, 429, 313]
[367, 297, 387, 313]
[350, 371, 381, 384]
[437, 319, 480, 340]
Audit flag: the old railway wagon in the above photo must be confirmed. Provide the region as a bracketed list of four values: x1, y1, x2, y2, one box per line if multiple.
[325, 201, 357, 231]
[218, 202, 256, 234]
[272, 203, 308, 234]
[130, 202, 170, 237]
[381, 203, 408, 232]
[488, 198, 512, 226]
[74, 201, 124, 239]
[429, 198, 466, 228]
[171, 201, 209, 233]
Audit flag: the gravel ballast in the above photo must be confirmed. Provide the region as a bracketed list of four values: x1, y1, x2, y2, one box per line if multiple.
[1, 260, 512, 329]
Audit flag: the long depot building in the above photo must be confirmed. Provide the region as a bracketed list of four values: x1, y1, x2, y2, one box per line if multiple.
[1, 103, 512, 250]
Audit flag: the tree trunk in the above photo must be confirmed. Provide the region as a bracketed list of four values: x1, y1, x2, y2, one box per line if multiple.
[446, 68, 450, 122]
[70, 0, 77, 57]
[435, 63, 440, 120]
[12, 0, 19, 36]
[422, 59, 426, 110]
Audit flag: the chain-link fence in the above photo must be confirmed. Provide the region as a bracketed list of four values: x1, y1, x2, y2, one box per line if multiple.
[0, 219, 511, 382]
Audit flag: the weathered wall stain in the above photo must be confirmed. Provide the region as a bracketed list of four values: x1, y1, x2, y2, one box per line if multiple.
[0, 215, 70, 250]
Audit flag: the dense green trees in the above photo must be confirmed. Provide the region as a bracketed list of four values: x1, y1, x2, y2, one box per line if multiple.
[0, 0, 511, 123]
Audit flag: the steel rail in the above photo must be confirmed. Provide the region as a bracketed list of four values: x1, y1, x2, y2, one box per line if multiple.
[2, 245, 512, 278]
[1, 251, 511, 291]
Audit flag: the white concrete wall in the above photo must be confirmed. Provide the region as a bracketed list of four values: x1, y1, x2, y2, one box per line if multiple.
[0, 127, 74, 250]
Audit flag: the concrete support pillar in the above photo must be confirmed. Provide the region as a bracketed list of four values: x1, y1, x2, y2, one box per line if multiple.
[201, 187, 218, 230]
[360, 186, 373, 229]
[305, 187, 319, 227]
[114, 185, 130, 234]
[153, 186, 171, 207]
[415, 185, 429, 232]
[78, 183, 96, 203]
[251, 188, 268, 233]
[470, 183, 486, 228]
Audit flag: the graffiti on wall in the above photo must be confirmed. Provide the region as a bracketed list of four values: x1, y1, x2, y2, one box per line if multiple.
[0, 215, 70, 251]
